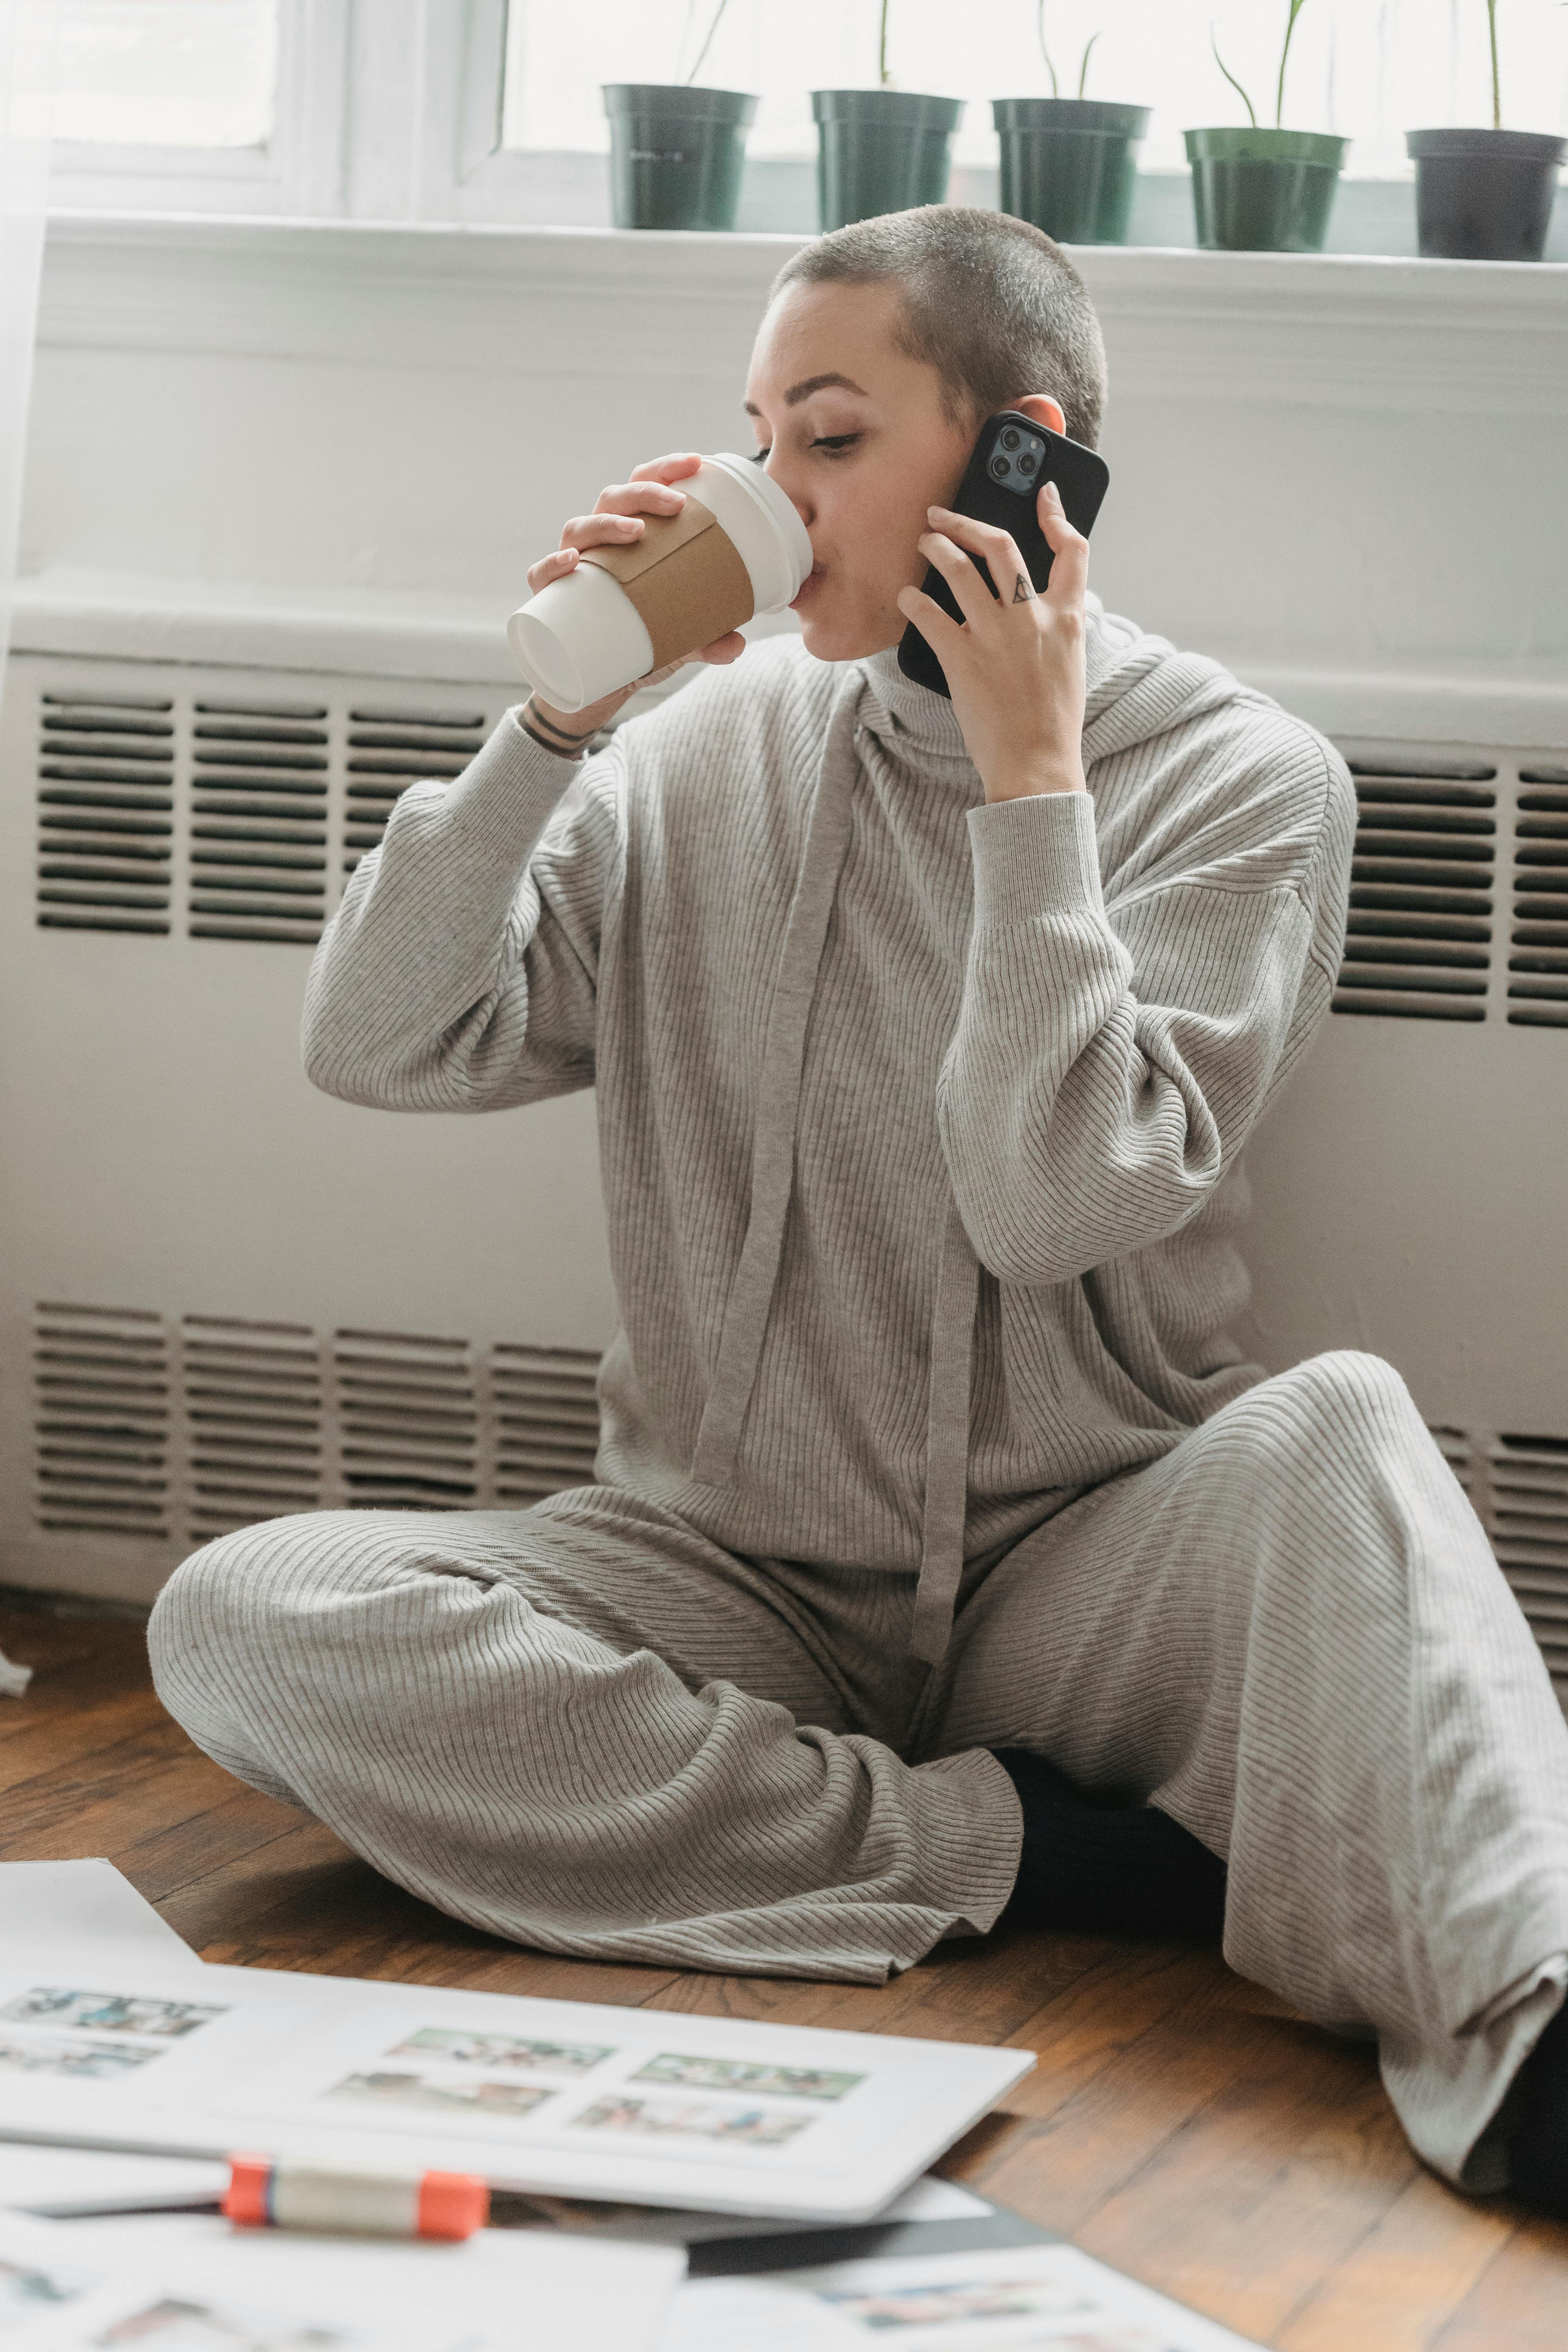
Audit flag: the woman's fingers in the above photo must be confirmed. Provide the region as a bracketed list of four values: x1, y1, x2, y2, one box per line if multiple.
[592, 479, 687, 521]
[1037, 480, 1090, 610]
[629, 452, 704, 485]
[896, 581, 965, 657]
[917, 528, 997, 629]
[926, 505, 1033, 610]
[695, 630, 748, 665]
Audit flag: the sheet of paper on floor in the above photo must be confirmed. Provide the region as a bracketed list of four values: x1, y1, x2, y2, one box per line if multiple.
[0, 1952, 1031, 2221]
[492, 2172, 996, 2245]
[0, 1865, 202, 1971]
[0, 2145, 228, 2218]
[658, 2240, 1264, 2350]
[0, 2208, 683, 2352]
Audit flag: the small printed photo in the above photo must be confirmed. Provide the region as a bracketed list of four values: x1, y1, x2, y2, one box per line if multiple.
[820, 2278, 1095, 2328]
[0, 2033, 160, 2082]
[572, 2095, 812, 2149]
[94, 2295, 357, 2352]
[0, 1988, 226, 2040]
[324, 2068, 554, 2121]
[386, 2027, 613, 2078]
[632, 2052, 865, 2102]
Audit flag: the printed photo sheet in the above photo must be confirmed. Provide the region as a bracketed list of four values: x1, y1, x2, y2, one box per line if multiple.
[0, 1868, 202, 1973]
[658, 2242, 1265, 2351]
[0, 1958, 1032, 2223]
[0, 2208, 680, 2352]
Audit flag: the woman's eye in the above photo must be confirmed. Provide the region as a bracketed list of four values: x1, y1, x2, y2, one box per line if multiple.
[750, 448, 771, 465]
[811, 434, 859, 455]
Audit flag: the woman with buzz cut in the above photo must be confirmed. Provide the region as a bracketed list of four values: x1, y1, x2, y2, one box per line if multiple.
[151, 207, 1568, 2216]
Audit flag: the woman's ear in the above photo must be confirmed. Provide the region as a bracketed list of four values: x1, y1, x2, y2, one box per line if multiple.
[1013, 392, 1068, 437]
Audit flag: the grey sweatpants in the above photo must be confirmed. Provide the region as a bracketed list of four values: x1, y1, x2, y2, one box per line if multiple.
[150, 1350, 1568, 2192]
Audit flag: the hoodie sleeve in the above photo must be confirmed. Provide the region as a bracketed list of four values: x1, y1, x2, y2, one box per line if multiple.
[301, 709, 620, 1113]
[937, 705, 1354, 1287]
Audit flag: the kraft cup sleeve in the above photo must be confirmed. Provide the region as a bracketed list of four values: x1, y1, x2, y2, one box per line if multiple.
[576, 495, 755, 673]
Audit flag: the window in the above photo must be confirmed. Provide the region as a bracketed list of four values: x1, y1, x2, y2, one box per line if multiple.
[499, 0, 1568, 182]
[40, 0, 1568, 230]
[53, 0, 278, 149]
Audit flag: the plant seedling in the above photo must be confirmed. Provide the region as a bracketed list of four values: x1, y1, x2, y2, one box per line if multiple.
[1209, 0, 1312, 130]
[1036, 0, 1102, 100]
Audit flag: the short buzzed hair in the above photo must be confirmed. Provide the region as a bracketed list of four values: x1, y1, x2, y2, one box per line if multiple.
[769, 206, 1108, 450]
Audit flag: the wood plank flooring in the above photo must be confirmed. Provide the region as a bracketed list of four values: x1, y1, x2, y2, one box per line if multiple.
[3, 1596, 1566, 2347]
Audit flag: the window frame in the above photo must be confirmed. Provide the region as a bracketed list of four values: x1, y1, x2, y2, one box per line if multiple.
[45, 0, 351, 218]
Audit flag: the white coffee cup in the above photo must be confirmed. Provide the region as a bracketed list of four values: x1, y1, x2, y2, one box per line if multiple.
[508, 454, 813, 715]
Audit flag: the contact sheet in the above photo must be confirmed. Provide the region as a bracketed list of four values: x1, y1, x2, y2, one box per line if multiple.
[0, 1954, 1031, 2223]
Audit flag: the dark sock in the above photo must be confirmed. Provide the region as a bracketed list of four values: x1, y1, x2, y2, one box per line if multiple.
[992, 1747, 1227, 1942]
[1508, 1999, 1568, 2218]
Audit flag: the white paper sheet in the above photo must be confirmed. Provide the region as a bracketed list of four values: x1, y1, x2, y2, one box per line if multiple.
[658, 2240, 1264, 2350]
[0, 1953, 1032, 2222]
[0, 1867, 201, 1972]
[495, 2172, 995, 2247]
[0, 1650, 29, 1699]
[0, 2147, 227, 2218]
[0, 2208, 682, 2352]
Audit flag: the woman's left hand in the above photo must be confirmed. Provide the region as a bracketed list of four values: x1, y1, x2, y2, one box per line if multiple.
[896, 479, 1089, 804]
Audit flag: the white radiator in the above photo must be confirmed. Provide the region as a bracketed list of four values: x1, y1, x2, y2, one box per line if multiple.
[2, 650, 1564, 1710]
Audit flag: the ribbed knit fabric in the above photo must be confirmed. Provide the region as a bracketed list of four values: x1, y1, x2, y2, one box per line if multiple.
[298, 608, 1356, 1661]
[147, 605, 1568, 2198]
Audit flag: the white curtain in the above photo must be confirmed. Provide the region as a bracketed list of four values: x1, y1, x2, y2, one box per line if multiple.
[0, 0, 52, 1698]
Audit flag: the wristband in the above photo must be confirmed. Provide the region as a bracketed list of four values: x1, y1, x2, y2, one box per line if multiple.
[521, 698, 597, 754]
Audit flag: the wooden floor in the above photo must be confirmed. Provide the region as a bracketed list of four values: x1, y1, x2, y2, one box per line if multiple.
[4, 1599, 1567, 2348]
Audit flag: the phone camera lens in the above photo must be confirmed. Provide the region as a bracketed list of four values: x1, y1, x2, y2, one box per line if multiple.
[1000, 426, 1022, 451]
[989, 454, 1010, 480]
[1018, 450, 1038, 475]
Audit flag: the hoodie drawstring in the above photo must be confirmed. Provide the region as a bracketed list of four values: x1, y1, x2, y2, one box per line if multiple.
[690, 679, 977, 1668]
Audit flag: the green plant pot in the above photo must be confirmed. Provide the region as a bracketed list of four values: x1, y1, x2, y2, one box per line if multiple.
[993, 98, 1150, 245]
[811, 89, 963, 231]
[1184, 127, 1348, 252]
[602, 84, 758, 232]
[1406, 127, 1565, 261]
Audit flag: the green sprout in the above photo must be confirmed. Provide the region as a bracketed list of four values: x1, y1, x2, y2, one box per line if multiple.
[682, 0, 731, 85]
[1037, 1, 1102, 100]
[1488, 0, 1502, 130]
[880, 0, 892, 86]
[1208, 0, 1312, 131]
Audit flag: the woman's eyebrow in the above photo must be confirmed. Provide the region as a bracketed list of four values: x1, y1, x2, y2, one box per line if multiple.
[743, 372, 870, 417]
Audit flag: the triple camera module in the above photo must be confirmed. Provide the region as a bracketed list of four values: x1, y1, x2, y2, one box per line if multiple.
[989, 423, 1048, 495]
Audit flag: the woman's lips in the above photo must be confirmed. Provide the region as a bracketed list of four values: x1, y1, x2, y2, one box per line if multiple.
[789, 566, 826, 611]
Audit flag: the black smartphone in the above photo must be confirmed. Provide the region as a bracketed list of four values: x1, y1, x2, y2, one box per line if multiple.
[897, 411, 1110, 699]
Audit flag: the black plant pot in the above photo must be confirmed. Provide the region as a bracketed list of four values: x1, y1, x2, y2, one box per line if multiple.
[602, 84, 758, 232]
[993, 98, 1151, 245]
[1406, 127, 1565, 261]
[811, 89, 963, 230]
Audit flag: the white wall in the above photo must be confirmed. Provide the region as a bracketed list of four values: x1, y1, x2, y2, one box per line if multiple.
[16, 218, 1568, 746]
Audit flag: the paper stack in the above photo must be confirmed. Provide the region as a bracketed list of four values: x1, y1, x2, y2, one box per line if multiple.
[0, 1860, 1263, 2350]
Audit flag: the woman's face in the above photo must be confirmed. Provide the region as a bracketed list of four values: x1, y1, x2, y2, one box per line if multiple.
[744, 280, 981, 665]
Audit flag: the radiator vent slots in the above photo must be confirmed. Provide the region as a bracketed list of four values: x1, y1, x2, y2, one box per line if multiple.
[1488, 1434, 1568, 1700]
[183, 1317, 324, 1545]
[343, 708, 489, 878]
[188, 701, 330, 946]
[493, 1343, 601, 1505]
[36, 691, 175, 935]
[32, 1305, 171, 1539]
[1509, 765, 1568, 1030]
[334, 1329, 479, 1508]
[1334, 756, 1497, 1022]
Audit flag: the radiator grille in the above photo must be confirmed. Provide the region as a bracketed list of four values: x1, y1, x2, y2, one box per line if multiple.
[1489, 1434, 1568, 1697]
[183, 1316, 324, 1546]
[36, 690, 175, 935]
[334, 1329, 480, 1508]
[187, 701, 330, 946]
[493, 1343, 601, 1505]
[343, 707, 489, 877]
[32, 1304, 171, 1539]
[1333, 756, 1497, 1022]
[1509, 765, 1568, 1030]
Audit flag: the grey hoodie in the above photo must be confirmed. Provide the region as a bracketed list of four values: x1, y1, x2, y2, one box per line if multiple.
[303, 606, 1356, 1661]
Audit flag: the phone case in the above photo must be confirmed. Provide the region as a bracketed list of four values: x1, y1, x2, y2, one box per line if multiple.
[897, 412, 1110, 699]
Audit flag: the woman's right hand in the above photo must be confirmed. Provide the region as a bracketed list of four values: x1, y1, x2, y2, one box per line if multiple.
[524, 452, 749, 744]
